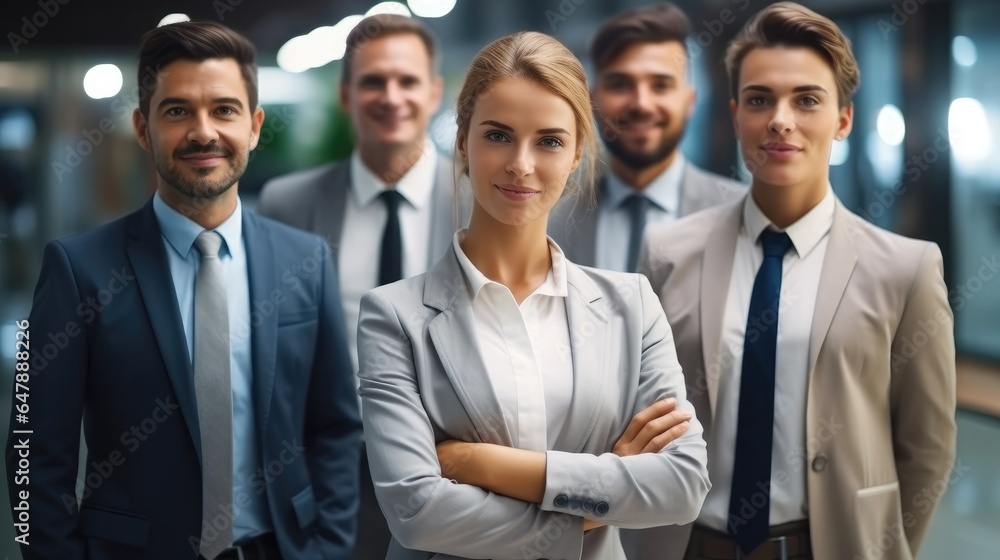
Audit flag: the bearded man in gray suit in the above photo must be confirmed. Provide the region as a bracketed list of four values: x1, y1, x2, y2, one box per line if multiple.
[257, 14, 463, 560]
[549, 3, 744, 272]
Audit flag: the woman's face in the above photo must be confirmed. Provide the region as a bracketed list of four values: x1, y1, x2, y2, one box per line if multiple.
[458, 77, 581, 229]
[730, 46, 852, 191]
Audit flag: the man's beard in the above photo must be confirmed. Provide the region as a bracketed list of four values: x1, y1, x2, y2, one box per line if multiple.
[600, 117, 687, 171]
[154, 144, 246, 200]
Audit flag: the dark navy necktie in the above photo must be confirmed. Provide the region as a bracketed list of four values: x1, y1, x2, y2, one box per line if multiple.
[728, 229, 793, 555]
[622, 194, 650, 272]
[378, 189, 404, 286]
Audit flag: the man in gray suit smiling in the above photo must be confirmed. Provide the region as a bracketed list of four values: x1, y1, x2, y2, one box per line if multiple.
[549, 3, 744, 272]
[257, 14, 461, 560]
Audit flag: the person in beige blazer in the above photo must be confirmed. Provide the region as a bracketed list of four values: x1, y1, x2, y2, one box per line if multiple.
[357, 32, 710, 559]
[638, 4, 956, 560]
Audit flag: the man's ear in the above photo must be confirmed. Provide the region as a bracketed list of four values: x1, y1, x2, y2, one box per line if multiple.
[249, 106, 265, 150]
[133, 108, 151, 151]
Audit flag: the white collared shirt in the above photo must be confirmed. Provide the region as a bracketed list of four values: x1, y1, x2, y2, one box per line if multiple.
[340, 142, 438, 372]
[452, 231, 573, 451]
[699, 187, 834, 531]
[596, 155, 685, 272]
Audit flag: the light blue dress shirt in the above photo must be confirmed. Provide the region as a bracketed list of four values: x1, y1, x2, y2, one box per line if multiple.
[152, 192, 272, 542]
[596, 154, 686, 272]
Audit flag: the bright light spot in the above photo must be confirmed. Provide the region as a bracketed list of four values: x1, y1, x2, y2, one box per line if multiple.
[367, 2, 411, 17]
[158, 13, 190, 27]
[258, 67, 316, 104]
[952, 35, 977, 67]
[866, 130, 903, 187]
[430, 109, 458, 152]
[829, 137, 850, 166]
[276, 15, 365, 73]
[408, 0, 456, 18]
[949, 97, 992, 163]
[83, 64, 123, 99]
[876, 104, 905, 146]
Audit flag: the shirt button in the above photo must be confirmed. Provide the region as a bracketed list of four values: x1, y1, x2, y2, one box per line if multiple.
[812, 454, 828, 472]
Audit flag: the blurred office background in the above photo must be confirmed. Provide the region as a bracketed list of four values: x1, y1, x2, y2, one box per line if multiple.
[0, 0, 997, 557]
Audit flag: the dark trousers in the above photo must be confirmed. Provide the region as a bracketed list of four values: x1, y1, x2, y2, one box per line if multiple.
[352, 447, 392, 560]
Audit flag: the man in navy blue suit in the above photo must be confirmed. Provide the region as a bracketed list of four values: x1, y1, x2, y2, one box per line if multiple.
[5, 21, 361, 560]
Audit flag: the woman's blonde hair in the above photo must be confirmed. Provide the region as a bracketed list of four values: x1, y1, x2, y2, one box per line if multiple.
[454, 31, 597, 205]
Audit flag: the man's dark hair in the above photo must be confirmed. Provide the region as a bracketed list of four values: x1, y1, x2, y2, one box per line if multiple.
[590, 3, 691, 72]
[137, 21, 258, 117]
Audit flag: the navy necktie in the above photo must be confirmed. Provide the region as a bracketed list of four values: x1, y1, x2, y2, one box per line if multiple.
[622, 194, 650, 272]
[378, 189, 404, 286]
[728, 229, 793, 555]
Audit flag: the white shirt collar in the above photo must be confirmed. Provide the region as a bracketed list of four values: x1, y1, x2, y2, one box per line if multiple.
[605, 153, 686, 214]
[350, 140, 438, 209]
[452, 229, 568, 301]
[743, 185, 835, 258]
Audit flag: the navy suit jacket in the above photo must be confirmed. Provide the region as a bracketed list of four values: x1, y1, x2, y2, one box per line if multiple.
[6, 199, 361, 559]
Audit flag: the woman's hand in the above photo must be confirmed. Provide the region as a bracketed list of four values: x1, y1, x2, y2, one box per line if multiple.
[613, 398, 692, 457]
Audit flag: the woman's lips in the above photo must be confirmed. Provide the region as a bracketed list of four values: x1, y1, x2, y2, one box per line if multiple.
[496, 184, 538, 201]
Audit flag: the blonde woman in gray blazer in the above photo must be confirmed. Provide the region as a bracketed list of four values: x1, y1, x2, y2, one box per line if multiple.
[356, 32, 709, 560]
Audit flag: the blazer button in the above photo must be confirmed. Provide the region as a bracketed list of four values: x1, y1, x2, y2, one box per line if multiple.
[594, 501, 610, 517]
[554, 494, 569, 508]
[812, 454, 828, 472]
[582, 498, 595, 513]
[569, 496, 582, 510]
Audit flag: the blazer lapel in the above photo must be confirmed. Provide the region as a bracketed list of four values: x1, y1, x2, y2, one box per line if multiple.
[570, 176, 603, 267]
[314, 162, 350, 254]
[559, 263, 609, 453]
[428, 154, 461, 267]
[808, 201, 858, 375]
[700, 199, 743, 421]
[243, 211, 279, 435]
[126, 201, 202, 461]
[424, 250, 513, 446]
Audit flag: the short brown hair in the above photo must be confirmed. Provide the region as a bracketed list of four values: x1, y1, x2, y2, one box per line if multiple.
[590, 3, 691, 72]
[341, 14, 438, 83]
[136, 21, 258, 117]
[725, 2, 860, 108]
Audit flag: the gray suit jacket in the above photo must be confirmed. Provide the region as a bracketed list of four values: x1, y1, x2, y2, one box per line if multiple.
[631, 195, 956, 560]
[257, 153, 463, 269]
[356, 248, 711, 559]
[548, 162, 745, 268]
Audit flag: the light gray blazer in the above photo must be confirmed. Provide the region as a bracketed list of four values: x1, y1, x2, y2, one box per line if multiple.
[356, 248, 711, 560]
[548, 163, 746, 268]
[257, 153, 463, 269]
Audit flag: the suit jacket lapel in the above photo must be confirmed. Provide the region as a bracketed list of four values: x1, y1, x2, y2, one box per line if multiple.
[314, 162, 350, 254]
[568, 176, 603, 267]
[243, 211, 279, 435]
[126, 200, 202, 461]
[428, 154, 460, 267]
[808, 201, 858, 375]
[424, 250, 513, 446]
[700, 198, 743, 422]
[558, 263, 609, 453]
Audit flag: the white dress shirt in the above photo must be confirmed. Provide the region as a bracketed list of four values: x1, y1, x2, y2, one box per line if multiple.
[699, 187, 834, 531]
[596, 155, 685, 272]
[340, 142, 438, 372]
[452, 231, 573, 450]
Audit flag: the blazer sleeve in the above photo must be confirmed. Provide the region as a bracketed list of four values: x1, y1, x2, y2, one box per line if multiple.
[890, 243, 957, 554]
[357, 291, 586, 559]
[303, 251, 362, 556]
[5, 241, 87, 559]
[540, 274, 710, 529]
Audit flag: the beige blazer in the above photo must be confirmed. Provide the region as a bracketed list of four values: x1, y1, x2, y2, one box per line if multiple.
[356, 248, 710, 559]
[630, 195, 956, 560]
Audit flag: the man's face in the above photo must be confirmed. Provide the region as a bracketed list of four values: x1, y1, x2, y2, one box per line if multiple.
[340, 33, 443, 158]
[133, 58, 263, 200]
[592, 41, 696, 170]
